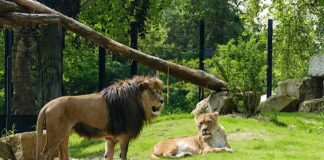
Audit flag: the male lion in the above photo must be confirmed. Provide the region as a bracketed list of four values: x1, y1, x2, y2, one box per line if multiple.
[35, 76, 164, 160]
[152, 112, 232, 158]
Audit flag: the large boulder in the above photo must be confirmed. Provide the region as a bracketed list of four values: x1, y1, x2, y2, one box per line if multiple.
[0, 141, 15, 160]
[192, 92, 236, 115]
[277, 77, 322, 101]
[277, 79, 300, 98]
[256, 95, 299, 112]
[299, 98, 324, 112]
[308, 54, 324, 78]
[299, 77, 323, 100]
[0, 131, 58, 160]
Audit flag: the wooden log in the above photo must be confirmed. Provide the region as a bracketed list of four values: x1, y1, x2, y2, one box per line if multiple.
[0, 12, 60, 27]
[9, 0, 227, 91]
[0, 0, 24, 13]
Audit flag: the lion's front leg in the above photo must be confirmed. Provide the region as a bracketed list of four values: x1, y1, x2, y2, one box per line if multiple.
[104, 139, 116, 160]
[119, 138, 130, 160]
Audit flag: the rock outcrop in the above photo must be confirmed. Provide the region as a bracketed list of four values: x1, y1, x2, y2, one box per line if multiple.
[276, 77, 322, 101]
[299, 98, 324, 113]
[0, 141, 15, 160]
[192, 92, 236, 114]
[0, 131, 59, 160]
[308, 54, 324, 78]
[256, 95, 299, 112]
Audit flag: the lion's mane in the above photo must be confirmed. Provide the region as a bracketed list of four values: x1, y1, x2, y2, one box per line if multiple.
[73, 76, 152, 139]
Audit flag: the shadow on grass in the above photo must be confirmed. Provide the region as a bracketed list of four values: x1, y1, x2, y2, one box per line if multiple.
[269, 119, 287, 127]
[69, 137, 104, 158]
[261, 111, 288, 127]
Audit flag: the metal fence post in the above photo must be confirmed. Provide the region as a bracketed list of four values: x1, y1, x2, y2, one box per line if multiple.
[130, 22, 138, 76]
[99, 47, 106, 89]
[4, 29, 13, 129]
[199, 20, 205, 101]
[267, 19, 273, 98]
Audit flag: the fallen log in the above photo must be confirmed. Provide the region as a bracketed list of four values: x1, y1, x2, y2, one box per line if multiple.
[0, 0, 24, 13]
[1, 12, 60, 27]
[0, 0, 228, 91]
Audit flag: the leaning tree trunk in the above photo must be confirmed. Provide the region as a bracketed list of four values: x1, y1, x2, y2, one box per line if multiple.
[34, 24, 63, 111]
[12, 27, 36, 115]
[33, 0, 79, 111]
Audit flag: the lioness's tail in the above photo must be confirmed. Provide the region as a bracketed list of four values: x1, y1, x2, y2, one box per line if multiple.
[36, 107, 46, 160]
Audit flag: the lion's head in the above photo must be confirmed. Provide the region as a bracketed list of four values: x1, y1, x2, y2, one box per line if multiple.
[136, 76, 164, 120]
[101, 76, 163, 137]
[195, 112, 219, 139]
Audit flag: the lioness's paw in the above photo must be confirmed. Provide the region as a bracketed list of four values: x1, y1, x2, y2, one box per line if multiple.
[225, 147, 233, 153]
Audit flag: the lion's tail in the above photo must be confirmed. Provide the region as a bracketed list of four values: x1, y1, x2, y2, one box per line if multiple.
[36, 107, 46, 160]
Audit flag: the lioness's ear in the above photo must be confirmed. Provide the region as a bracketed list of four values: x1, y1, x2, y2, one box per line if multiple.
[212, 112, 219, 120]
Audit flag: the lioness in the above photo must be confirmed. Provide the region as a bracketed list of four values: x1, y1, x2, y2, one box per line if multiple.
[36, 76, 163, 160]
[152, 112, 232, 158]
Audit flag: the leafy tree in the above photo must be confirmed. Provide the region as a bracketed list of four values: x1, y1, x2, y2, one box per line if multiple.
[271, 0, 323, 82]
[63, 33, 99, 95]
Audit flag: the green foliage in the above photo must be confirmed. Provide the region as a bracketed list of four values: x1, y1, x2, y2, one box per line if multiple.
[1, 124, 16, 137]
[271, 0, 323, 81]
[0, 89, 4, 115]
[206, 34, 267, 115]
[63, 33, 100, 95]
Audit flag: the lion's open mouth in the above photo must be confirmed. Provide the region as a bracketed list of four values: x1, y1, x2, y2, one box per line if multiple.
[152, 106, 161, 115]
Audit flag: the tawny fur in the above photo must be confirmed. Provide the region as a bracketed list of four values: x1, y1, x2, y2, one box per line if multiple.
[152, 112, 232, 158]
[35, 76, 163, 160]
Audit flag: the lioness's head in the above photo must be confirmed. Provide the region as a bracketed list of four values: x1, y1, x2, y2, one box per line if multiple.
[137, 76, 164, 120]
[195, 112, 219, 139]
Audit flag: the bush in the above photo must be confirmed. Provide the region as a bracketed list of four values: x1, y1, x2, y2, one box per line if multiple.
[206, 34, 267, 116]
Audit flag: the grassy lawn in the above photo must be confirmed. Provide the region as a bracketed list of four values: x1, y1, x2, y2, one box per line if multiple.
[69, 112, 324, 160]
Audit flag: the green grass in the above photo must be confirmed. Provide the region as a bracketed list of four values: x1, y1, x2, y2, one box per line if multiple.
[69, 112, 324, 159]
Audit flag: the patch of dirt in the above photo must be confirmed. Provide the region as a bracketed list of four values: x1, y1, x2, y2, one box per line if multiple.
[228, 131, 269, 141]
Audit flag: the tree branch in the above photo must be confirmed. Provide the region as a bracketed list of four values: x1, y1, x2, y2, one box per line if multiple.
[0, 0, 24, 13]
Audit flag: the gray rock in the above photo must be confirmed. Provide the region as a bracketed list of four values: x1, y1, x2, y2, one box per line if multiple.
[277, 77, 322, 101]
[299, 98, 324, 112]
[299, 77, 323, 101]
[192, 92, 235, 115]
[0, 141, 15, 160]
[277, 79, 300, 98]
[256, 95, 299, 112]
[309, 54, 324, 78]
[0, 131, 59, 160]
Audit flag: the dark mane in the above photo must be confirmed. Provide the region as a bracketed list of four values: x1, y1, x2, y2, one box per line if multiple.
[100, 76, 147, 137]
